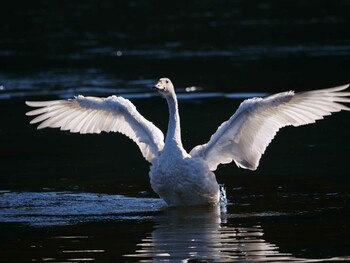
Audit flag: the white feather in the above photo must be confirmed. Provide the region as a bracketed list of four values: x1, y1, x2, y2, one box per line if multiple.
[190, 84, 350, 171]
[26, 95, 164, 163]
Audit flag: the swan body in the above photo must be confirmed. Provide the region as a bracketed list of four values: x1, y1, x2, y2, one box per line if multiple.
[150, 154, 220, 206]
[26, 79, 350, 206]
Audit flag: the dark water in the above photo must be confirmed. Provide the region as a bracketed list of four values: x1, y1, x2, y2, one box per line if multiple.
[1, 0, 350, 262]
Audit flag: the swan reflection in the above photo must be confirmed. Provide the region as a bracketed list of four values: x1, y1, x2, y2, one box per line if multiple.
[125, 205, 296, 262]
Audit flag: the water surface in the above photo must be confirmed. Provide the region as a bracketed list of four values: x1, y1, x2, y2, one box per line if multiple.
[0, 0, 350, 262]
[0, 190, 349, 262]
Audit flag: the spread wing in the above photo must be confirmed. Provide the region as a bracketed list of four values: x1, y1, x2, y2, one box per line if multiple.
[26, 95, 164, 163]
[190, 84, 350, 171]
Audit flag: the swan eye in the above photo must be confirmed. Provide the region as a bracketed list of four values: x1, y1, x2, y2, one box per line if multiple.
[165, 80, 169, 84]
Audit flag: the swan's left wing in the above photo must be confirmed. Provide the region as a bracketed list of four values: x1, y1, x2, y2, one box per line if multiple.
[26, 95, 164, 163]
[190, 84, 350, 171]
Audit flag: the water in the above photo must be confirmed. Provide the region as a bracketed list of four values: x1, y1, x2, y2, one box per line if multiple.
[0, 190, 349, 262]
[1, 0, 350, 262]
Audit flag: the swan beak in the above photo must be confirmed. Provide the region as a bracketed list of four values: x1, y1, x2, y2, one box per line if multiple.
[153, 83, 166, 91]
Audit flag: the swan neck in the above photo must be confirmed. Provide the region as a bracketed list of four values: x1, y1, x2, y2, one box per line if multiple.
[165, 93, 184, 151]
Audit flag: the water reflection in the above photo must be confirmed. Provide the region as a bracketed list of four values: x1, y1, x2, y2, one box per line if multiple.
[0, 192, 349, 262]
[125, 206, 304, 262]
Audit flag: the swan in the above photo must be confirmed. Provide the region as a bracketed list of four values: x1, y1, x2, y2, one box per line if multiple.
[25, 78, 350, 206]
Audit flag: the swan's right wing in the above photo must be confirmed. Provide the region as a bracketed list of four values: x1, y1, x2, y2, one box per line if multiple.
[190, 84, 350, 171]
[26, 95, 164, 163]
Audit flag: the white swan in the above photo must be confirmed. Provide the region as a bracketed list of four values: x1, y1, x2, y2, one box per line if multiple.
[26, 78, 350, 206]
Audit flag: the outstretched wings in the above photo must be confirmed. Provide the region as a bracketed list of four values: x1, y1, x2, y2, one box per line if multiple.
[190, 84, 350, 171]
[26, 95, 164, 163]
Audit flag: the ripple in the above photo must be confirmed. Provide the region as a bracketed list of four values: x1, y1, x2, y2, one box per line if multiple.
[124, 206, 350, 262]
[0, 70, 269, 101]
[0, 191, 165, 226]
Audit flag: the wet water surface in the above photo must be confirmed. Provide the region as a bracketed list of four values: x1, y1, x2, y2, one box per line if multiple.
[1, 98, 349, 262]
[0, 188, 349, 262]
[1, 0, 350, 262]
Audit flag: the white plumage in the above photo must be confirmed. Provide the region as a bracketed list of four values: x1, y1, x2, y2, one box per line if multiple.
[26, 95, 164, 163]
[26, 79, 350, 206]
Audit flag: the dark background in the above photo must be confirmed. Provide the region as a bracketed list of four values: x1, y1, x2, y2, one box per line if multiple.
[1, 0, 349, 91]
[0, 1, 349, 262]
[1, 0, 349, 190]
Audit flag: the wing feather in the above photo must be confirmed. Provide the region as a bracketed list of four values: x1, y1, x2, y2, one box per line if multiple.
[190, 84, 350, 171]
[26, 95, 164, 163]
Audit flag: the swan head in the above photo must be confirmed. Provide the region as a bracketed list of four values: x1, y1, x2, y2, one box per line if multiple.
[153, 78, 175, 96]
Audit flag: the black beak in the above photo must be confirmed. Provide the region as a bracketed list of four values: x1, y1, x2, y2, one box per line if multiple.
[152, 84, 164, 91]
